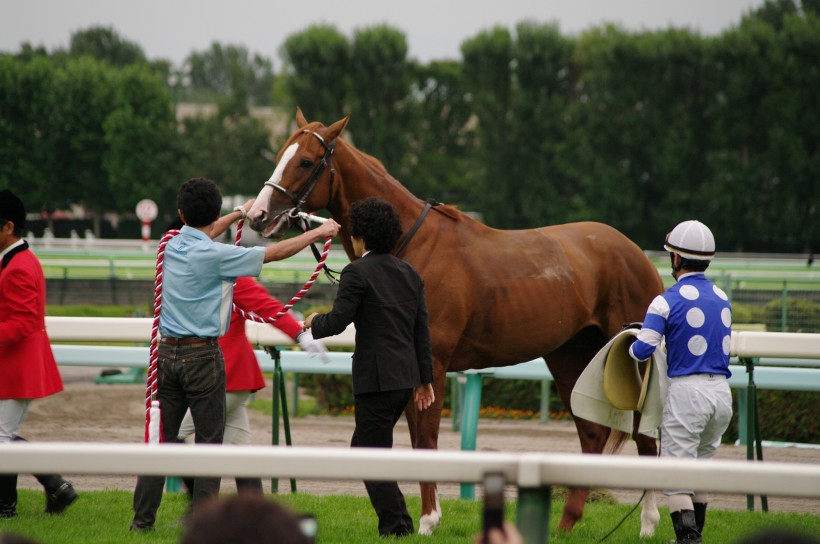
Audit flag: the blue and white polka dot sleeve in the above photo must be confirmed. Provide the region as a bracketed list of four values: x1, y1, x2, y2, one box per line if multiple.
[629, 295, 669, 361]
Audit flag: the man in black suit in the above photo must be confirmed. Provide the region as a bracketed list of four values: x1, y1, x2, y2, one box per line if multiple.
[304, 197, 435, 538]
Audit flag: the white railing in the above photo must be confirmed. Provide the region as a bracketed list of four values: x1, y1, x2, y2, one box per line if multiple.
[1, 442, 818, 544]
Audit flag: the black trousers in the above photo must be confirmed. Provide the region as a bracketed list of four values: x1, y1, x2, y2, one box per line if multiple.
[351, 388, 414, 537]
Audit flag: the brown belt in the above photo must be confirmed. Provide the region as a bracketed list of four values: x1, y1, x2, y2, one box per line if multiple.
[159, 336, 215, 347]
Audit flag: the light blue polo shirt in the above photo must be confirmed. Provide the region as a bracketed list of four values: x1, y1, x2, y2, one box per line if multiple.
[158, 226, 265, 338]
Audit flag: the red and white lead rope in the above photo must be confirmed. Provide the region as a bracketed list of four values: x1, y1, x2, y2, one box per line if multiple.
[144, 217, 332, 444]
[145, 229, 179, 443]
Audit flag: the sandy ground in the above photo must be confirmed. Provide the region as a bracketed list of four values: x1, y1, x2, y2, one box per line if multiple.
[15, 366, 820, 515]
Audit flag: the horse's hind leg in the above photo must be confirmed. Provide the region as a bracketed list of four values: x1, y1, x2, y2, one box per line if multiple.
[404, 366, 447, 535]
[545, 326, 611, 532]
[633, 430, 660, 536]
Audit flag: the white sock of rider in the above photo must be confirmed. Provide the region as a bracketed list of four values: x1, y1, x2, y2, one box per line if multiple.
[668, 493, 694, 513]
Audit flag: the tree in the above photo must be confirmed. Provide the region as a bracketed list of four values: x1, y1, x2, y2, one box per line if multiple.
[102, 65, 178, 229]
[186, 43, 275, 108]
[347, 25, 413, 176]
[175, 112, 274, 199]
[506, 21, 577, 229]
[461, 27, 514, 226]
[69, 26, 147, 67]
[279, 25, 350, 123]
[405, 60, 477, 204]
[0, 55, 66, 216]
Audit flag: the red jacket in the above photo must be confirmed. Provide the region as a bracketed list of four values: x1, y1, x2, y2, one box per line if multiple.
[220, 277, 303, 392]
[0, 242, 63, 399]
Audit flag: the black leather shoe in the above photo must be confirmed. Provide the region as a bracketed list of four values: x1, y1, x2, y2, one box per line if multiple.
[0, 507, 17, 519]
[45, 481, 78, 514]
[130, 522, 155, 532]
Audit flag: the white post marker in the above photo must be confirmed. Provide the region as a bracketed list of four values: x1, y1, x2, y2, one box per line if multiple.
[135, 199, 159, 247]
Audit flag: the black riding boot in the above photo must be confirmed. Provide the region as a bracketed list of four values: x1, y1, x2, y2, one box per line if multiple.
[0, 474, 18, 518]
[693, 502, 707, 534]
[235, 477, 263, 496]
[13, 436, 77, 514]
[670, 510, 702, 544]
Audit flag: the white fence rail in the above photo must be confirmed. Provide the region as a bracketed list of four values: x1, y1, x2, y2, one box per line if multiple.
[2, 443, 817, 497]
[1, 442, 818, 543]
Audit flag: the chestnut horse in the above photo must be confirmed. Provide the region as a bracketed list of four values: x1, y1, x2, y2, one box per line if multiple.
[248, 109, 665, 536]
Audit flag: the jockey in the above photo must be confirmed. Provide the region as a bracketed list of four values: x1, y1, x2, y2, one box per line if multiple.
[629, 220, 733, 544]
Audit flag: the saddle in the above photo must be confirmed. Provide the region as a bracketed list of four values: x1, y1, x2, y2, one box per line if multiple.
[602, 332, 652, 412]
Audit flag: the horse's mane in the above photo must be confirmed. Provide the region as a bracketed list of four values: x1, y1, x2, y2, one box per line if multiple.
[338, 135, 460, 223]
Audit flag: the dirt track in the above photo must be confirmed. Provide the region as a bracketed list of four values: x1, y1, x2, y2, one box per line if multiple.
[16, 367, 820, 514]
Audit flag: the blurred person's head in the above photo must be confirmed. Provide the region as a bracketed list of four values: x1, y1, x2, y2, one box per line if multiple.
[738, 528, 820, 544]
[180, 495, 313, 544]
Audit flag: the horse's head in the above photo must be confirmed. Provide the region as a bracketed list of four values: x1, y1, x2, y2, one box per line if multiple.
[247, 108, 350, 239]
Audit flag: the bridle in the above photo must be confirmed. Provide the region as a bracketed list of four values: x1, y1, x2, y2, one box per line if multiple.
[263, 130, 335, 221]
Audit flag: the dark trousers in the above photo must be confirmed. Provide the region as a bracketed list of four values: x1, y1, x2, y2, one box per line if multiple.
[1, 436, 69, 513]
[352, 388, 414, 537]
[132, 340, 226, 528]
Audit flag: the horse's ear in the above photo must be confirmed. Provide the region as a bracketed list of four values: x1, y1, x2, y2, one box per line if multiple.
[295, 107, 308, 128]
[325, 114, 350, 142]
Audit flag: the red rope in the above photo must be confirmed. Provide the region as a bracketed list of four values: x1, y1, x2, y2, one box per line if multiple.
[144, 220, 332, 442]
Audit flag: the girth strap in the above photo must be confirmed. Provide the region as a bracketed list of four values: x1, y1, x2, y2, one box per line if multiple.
[394, 199, 439, 258]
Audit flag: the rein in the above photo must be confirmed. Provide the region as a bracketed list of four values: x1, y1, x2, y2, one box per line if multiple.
[144, 217, 331, 443]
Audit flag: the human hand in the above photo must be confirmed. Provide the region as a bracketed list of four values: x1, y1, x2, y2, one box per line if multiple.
[316, 218, 341, 239]
[233, 199, 255, 220]
[297, 329, 330, 364]
[474, 523, 524, 544]
[414, 383, 435, 411]
[303, 313, 317, 330]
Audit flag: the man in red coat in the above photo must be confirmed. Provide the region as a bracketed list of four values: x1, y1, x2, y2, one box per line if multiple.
[0, 189, 78, 518]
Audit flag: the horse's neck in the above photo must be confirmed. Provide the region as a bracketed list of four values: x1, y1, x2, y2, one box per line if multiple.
[330, 141, 428, 243]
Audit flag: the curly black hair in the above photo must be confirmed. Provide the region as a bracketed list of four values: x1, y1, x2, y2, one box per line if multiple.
[349, 197, 403, 254]
[177, 178, 222, 228]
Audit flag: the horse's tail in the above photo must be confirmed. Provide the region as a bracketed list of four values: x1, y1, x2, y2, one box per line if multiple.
[604, 429, 630, 455]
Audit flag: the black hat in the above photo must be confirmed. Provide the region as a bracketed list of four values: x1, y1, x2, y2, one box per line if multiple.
[0, 189, 26, 230]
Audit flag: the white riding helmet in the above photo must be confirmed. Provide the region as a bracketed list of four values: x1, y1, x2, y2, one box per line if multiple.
[664, 220, 715, 260]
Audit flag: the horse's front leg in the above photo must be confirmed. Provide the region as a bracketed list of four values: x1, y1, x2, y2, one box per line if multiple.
[405, 366, 447, 535]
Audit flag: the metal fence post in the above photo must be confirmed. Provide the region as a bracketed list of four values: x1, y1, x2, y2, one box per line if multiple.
[460, 373, 482, 499]
[517, 486, 551, 544]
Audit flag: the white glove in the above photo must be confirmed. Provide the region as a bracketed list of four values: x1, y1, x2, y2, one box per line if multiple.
[297, 330, 330, 364]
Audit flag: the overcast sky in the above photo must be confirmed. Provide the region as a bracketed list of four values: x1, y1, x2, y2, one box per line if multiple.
[2, 0, 765, 66]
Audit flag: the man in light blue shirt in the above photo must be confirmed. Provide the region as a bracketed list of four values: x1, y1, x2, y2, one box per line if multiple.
[132, 178, 339, 532]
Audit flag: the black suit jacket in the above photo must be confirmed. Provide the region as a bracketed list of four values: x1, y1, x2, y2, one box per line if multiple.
[311, 252, 433, 395]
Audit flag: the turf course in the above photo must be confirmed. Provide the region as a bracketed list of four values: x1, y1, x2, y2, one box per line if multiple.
[1, 490, 817, 543]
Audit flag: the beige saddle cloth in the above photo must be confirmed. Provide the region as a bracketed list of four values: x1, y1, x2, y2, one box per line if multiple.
[570, 328, 668, 438]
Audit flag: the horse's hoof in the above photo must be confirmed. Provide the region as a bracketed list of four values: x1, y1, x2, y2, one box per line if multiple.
[639, 513, 660, 537]
[418, 509, 441, 536]
[640, 490, 660, 537]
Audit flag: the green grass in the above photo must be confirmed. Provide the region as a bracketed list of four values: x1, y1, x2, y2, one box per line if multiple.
[1, 490, 817, 543]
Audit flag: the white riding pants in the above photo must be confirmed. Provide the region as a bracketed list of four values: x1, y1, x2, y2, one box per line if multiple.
[0, 399, 31, 443]
[661, 374, 732, 496]
[178, 391, 252, 446]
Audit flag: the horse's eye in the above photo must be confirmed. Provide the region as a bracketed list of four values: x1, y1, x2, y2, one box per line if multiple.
[300, 158, 313, 168]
